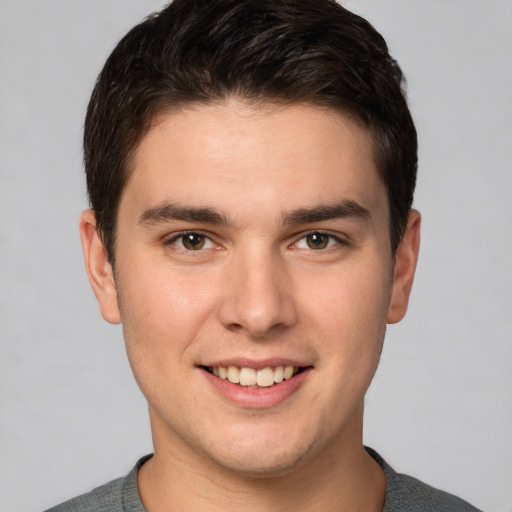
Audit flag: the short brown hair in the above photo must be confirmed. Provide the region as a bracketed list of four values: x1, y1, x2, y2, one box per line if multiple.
[84, 0, 417, 263]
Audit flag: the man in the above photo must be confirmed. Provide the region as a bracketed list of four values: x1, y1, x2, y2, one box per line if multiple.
[47, 0, 481, 510]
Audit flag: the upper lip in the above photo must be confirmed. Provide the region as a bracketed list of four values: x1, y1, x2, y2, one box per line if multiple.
[198, 357, 312, 369]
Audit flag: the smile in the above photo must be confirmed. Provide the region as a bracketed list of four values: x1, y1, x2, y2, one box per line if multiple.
[204, 365, 302, 388]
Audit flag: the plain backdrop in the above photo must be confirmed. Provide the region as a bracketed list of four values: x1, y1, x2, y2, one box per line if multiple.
[1, 1, 511, 511]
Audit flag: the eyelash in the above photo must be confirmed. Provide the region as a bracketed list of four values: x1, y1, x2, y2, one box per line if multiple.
[164, 230, 347, 252]
[291, 231, 348, 251]
[164, 231, 217, 251]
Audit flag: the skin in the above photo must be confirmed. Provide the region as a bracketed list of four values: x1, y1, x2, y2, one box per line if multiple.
[81, 99, 420, 511]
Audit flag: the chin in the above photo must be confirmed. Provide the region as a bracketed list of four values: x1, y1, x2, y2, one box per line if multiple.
[201, 428, 318, 477]
[211, 448, 309, 478]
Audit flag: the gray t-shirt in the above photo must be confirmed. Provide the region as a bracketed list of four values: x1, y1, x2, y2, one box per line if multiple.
[45, 449, 482, 511]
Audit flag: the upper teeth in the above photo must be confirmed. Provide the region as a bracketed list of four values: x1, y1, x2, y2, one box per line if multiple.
[212, 365, 297, 387]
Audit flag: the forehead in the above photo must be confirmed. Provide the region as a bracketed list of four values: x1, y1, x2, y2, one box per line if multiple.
[123, 100, 387, 224]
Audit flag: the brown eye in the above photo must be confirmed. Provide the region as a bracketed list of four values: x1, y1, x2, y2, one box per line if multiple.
[306, 232, 329, 249]
[182, 233, 206, 250]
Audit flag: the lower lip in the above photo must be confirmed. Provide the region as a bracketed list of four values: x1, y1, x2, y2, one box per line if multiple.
[201, 367, 311, 409]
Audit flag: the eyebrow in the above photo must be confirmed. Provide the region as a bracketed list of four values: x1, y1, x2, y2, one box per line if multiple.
[138, 203, 229, 226]
[137, 199, 370, 228]
[283, 200, 371, 225]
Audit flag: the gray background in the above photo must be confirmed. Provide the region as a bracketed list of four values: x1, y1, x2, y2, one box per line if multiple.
[1, 1, 510, 511]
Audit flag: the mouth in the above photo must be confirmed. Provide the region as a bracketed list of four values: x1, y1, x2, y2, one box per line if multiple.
[202, 365, 307, 389]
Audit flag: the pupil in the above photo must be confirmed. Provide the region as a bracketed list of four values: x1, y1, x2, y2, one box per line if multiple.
[307, 233, 328, 249]
[184, 234, 204, 250]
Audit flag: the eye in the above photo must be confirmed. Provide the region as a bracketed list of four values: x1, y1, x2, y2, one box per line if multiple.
[167, 232, 215, 251]
[294, 232, 342, 250]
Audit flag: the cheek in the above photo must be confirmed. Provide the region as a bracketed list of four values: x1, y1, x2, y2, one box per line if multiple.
[299, 259, 392, 372]
[116, 262, 218, 361]
[117, 268, 218, 409]
[307, 263, 391, 330]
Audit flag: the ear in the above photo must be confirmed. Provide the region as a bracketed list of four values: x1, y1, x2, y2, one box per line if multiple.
[79, 209, 121, 324]
[387, 209, 421, 324]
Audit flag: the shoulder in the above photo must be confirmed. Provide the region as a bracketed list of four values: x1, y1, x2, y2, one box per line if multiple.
[384, 471, 482, 512]
[43, 477, 125, 512]
[366, 448, 483, 512]
[43, 455, 150, 512]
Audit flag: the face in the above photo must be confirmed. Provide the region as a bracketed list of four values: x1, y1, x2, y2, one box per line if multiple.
[82, 99, 419, 476]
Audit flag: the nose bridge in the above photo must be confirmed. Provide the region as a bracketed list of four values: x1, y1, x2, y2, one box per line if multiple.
[218, 242, 296, 337]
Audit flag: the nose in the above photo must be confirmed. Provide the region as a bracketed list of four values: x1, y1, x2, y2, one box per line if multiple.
[217, 247, 297, 338]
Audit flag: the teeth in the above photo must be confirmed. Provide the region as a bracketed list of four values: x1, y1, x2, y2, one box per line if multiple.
[283, 366, 294, 380]
[227, 366, 240, 384]
[239, 367, 257, 386]
[256, 367, 275, 387]
[211, 365, 299, 387]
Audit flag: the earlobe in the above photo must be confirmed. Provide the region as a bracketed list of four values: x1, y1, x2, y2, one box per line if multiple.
[387, 210, 421, 324]
[79, 209, 121, 324]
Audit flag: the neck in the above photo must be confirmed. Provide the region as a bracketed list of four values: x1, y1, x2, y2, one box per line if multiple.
[138, 407, 386, 512]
